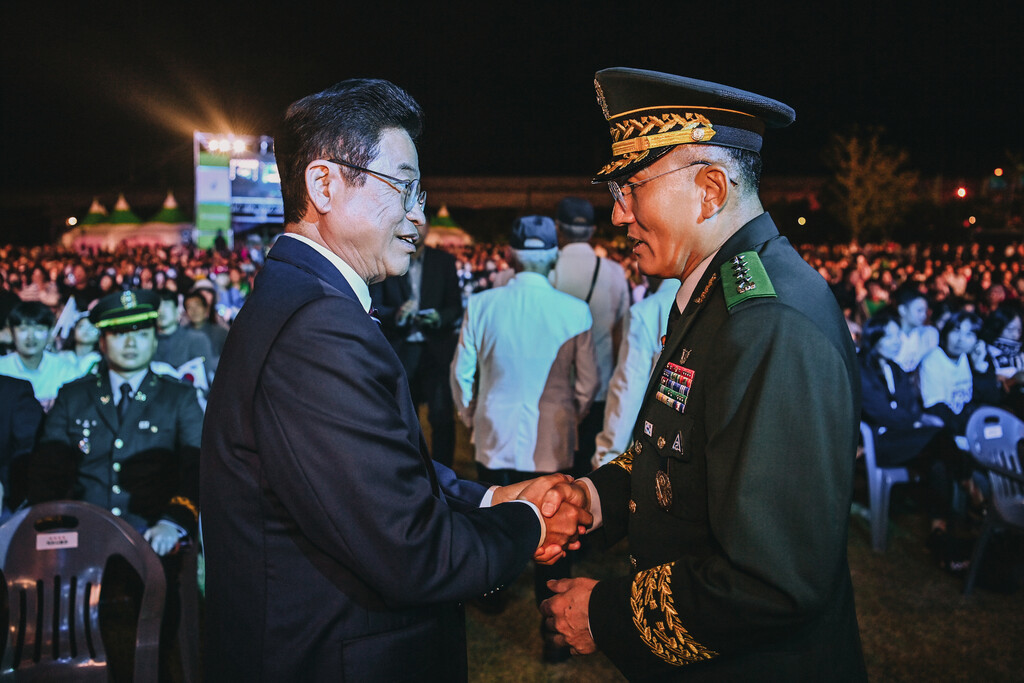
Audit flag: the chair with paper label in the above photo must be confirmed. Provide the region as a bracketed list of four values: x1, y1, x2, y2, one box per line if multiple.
[860, 421, 921, 552]
[0, 500, 165, 681]
[963, 407, 1024, 594]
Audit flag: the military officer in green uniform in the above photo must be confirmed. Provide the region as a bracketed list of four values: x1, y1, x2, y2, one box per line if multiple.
[540, 69, 866, 681]
[30, 289, 202, 555]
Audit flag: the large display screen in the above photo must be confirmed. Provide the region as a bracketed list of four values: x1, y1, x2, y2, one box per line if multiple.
[194, 132, 283, 247]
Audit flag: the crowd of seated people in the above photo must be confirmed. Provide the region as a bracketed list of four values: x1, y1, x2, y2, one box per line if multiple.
[1, 236, 1023, 581]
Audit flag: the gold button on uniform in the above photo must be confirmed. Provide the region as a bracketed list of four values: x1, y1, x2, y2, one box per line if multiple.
[657, 436, 666, 449]
[628, 500, 637, 514]
[630, 555, 638, 570]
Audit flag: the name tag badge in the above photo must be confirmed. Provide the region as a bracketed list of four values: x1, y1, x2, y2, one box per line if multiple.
[983, 425, 1004, 440]
[37, 532, 78, 550]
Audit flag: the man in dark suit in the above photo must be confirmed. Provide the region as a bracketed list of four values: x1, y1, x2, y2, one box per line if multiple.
[370, 221, 462, 466]
[201, 78, 590, 682]
[541, 69, 866, 681]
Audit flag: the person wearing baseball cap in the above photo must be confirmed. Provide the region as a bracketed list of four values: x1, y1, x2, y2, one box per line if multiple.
[452, 215, 600, 662]
[541, 68, 866, 681]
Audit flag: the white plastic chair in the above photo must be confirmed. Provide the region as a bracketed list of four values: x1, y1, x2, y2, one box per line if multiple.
[963, 407, 1024, 595]
[860, 421, 921, 552]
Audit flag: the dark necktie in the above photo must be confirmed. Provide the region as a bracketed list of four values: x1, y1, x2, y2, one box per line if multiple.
[118, 384, 132, 425]
[665, 300, 684, 340]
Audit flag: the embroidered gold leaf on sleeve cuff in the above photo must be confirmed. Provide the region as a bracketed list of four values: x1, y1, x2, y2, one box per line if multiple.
[630, 563, 718, 666]
[611, 446, 635, 473]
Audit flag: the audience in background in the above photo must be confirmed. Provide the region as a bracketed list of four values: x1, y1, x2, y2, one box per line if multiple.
[0, 233, 1022, 592]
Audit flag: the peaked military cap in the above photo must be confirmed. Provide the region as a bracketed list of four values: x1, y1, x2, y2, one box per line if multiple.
[90, 289, 160, 332]
[592, 67, 796, 181]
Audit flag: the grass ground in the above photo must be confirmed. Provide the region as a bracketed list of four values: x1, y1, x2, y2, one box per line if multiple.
[441, 418, 1024, 682]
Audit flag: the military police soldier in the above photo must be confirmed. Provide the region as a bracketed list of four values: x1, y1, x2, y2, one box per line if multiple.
[540, 68, 867, 681]
[30, 289, 202, 555]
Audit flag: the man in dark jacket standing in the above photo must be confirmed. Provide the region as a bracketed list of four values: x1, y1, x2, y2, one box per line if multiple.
[541, 68, 866, 681]
[201, 78, 589, 682]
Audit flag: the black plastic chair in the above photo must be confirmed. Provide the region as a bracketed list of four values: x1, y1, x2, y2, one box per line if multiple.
[963, 407, 1024, 595]
[0, 501, 165, 681]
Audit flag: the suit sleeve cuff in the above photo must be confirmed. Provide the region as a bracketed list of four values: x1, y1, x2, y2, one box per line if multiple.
[482, 486, 545, 549]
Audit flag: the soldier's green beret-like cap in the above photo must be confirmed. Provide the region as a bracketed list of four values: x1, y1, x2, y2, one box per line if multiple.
[592, 67, 796, 182]
[89, 289, 160, 332]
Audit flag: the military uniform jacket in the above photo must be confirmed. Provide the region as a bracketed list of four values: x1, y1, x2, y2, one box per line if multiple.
[36, 366, 202, 535]
[587, 213, 866, 682]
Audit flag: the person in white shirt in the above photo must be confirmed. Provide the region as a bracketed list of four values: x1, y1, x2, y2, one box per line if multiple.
[592, 278, 680, 469]
[892, 283, 939, 372]
[919, 310, 1000, 432]
[451, 215, 599, 660]
[0, 301, 79, 411]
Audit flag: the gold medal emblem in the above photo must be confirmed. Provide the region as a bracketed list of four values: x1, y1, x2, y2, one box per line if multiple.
[655, 470, 673, 510]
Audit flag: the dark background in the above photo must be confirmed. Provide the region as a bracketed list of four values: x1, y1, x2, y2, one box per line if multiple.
[2, 1, 1021, 220]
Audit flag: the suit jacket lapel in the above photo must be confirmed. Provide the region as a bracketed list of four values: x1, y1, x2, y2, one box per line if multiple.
[267, 236, 361, 305]
[91, 371, 120, 433]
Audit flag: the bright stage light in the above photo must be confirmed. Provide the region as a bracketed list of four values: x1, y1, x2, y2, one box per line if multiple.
[956, 187, 967, 199]
[994, 168, 1004, 177]
[233, 139, 247, 154]
[797, 217, 806, 226]
[66, 216, 78, 226]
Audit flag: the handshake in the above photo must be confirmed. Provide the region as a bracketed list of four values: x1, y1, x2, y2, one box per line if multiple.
[492, 474, 592, 565]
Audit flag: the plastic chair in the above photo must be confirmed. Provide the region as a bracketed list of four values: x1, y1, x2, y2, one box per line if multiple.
[0, 501, 165, 681]
[860, 421, 921, 552]
[963, 407, 1024, 595]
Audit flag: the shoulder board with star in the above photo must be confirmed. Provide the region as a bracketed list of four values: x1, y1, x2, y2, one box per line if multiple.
[719, 251, 776, 311]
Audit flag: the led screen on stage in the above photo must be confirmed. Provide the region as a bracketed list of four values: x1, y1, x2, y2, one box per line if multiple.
[194, 132, 283, 248]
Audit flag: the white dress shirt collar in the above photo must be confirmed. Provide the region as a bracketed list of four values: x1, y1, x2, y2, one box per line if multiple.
[109, 367, 148, 401]
[674, 249, 719, 315]
[282, 233, 372, 313]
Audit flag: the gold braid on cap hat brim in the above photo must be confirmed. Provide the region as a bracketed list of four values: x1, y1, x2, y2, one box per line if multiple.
[598, 106, 759, 177]
[598, 112, 715, 176]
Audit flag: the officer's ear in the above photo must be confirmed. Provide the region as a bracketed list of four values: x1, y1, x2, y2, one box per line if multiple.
[698, 164, 730, 220]
[304, 160, 335, 216]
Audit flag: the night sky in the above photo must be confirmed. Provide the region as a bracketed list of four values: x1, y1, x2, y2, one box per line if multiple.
[2, 1, 1022, 197]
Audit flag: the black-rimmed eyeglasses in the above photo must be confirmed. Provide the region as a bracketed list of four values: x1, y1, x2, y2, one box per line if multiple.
[329, 158, 426, 213]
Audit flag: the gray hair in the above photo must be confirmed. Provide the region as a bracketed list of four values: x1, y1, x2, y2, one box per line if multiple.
[511, 247, 559, 274]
